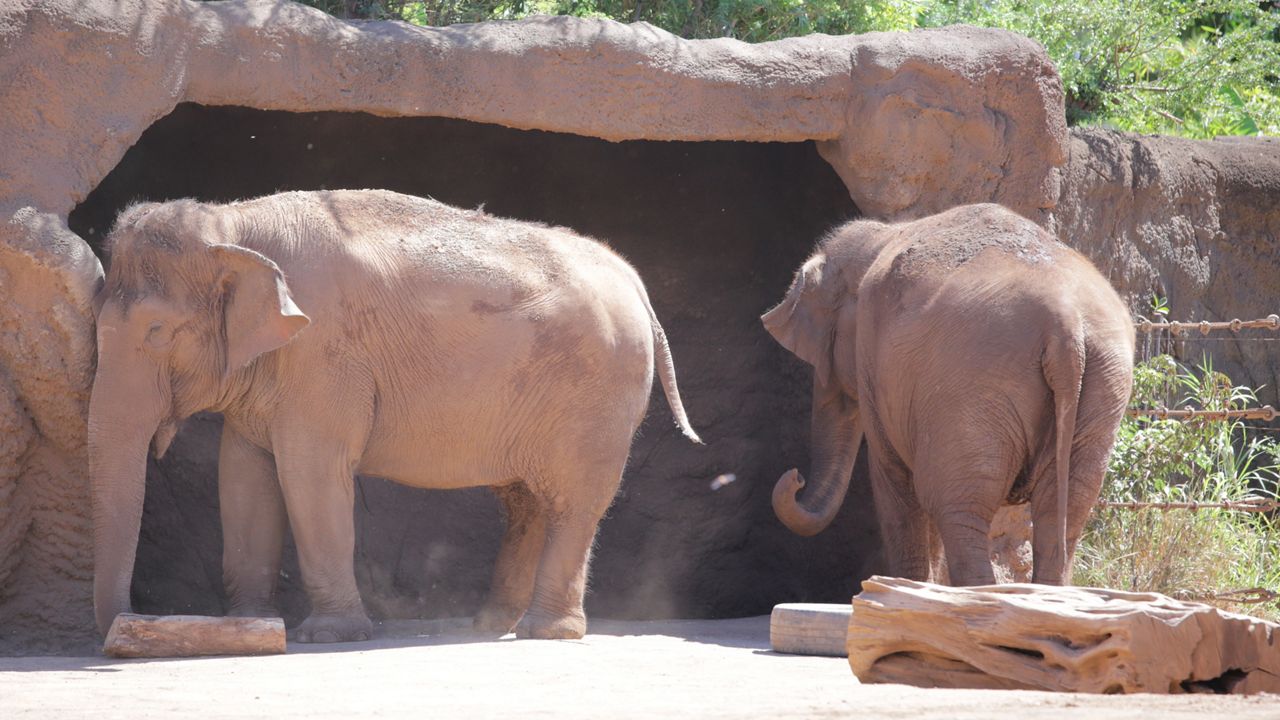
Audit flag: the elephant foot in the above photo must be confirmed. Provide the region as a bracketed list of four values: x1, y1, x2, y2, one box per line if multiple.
[472, 603, 524, 635]
[516, 610, 586, 640]
[292, 612, 373, 643]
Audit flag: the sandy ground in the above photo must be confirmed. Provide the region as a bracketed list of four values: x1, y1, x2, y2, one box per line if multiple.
[2, 616, 1277, 718]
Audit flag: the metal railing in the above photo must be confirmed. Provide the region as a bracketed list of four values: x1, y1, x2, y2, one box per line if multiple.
[1098, 310, 1280, 609]
[1095, 497, 1280, 513]
[1135, 314, 1280, 335]
[1126, 406, 1277, 422]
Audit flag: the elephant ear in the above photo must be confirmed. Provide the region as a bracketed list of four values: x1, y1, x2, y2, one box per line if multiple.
[762, 254, 838, 387]
[211, 244, 310, 377]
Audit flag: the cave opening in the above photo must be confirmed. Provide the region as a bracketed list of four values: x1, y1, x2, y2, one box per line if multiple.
[69, 103, 879, 625]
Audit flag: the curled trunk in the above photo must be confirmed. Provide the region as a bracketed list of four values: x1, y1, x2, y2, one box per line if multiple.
[773, 379, 862, 536]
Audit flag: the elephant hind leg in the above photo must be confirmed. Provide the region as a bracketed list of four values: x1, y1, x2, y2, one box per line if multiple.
[933, 506, 998, 586]
[516, 463, 623, 640]
[474, 481, 548, 635]
[1031, 359, 1130, 585]
[912, 456, 1004, 587]
[1029, 440, 1112, 585]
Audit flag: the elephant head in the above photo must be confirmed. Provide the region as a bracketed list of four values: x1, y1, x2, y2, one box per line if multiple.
[761, 221, 892, 536]
[89, 201, 309, 635]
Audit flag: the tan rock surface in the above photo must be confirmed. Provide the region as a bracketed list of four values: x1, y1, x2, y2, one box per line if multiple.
[0, 210, 99, 653]
[1, 0, 1067, 218]
[848, 576, 1280, 695]
[987, 503, 1033, 583]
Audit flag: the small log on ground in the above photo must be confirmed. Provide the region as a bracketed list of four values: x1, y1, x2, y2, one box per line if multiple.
[847, 576, 1280, 695]
[104, 614, 286, 658]
[770, 603, 853, 656]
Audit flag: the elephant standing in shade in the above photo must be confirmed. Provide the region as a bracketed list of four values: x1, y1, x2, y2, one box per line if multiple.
[89, 189, 700, 642]
[763, 204, 1133, 586]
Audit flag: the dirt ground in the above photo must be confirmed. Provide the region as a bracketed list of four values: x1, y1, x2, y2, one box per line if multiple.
[1, 616, 1277, 718]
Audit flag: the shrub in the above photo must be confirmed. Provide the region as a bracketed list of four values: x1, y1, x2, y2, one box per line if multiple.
[921, 0, 1280, 137]
[1073, 351, 1280, 619]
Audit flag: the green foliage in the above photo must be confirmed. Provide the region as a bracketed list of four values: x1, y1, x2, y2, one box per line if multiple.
[581, 0, 929, 39]
[1073, 352, 1280, 618]
[318, 0, 933, 37]
[299, 0, 521, 25]
[925, 0, 1280, 137]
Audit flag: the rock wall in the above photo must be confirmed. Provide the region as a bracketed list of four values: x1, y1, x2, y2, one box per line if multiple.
[0, 223, 99, 654]
[0, 0, 1067, 652]
[1053, 130, 1280, 404]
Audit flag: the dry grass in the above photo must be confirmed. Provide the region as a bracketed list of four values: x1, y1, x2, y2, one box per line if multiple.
[1073, 354, 1280, 620]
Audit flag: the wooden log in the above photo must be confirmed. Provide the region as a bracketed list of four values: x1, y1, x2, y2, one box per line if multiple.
[770, 603, 853, 657]
[103, 613, 286, 658]
[847, 576, 1280, 695]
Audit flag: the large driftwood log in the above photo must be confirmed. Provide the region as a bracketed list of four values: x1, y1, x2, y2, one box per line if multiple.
[847, 577, 1280, 694]
[103, 614, 286, 658]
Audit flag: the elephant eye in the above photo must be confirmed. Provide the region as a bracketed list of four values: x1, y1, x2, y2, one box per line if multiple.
[145, 320, 173, 349]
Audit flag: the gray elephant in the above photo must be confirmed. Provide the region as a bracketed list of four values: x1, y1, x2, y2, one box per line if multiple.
[763, 204, 1133, 586]
[90, 189, 700, 642]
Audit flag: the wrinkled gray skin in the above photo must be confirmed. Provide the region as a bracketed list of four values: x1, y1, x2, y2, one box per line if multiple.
[89, 190, 700, 643]
[763, 204, 1133, 586]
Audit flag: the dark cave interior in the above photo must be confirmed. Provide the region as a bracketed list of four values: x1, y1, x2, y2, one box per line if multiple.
[69, 104, 881, 624]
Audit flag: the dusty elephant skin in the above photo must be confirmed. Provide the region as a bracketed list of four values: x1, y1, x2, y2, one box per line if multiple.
[66, 107, 869, 639]
[89, 189, 700, 643]
[764, 204, 1135, 585]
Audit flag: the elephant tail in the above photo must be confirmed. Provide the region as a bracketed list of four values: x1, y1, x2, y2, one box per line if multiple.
[638, 290, 702, 445]
[1045, 324, 1086, 582]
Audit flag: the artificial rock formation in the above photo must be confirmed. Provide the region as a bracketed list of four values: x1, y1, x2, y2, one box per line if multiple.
[1, 0, 1067, 220]
[848, 576, 1280, 695]
[1053, 130, 1280, 405]
[0, 0, 1067, 653]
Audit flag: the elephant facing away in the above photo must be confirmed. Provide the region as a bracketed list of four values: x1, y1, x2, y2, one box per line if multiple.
[763, 204, 1133, 586]
[89, 189, 700, 642]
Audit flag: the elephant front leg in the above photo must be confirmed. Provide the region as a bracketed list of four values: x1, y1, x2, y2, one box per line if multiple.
[274, 439, 372, 643]
[474, 482, 548, 635]
[870, 455, 934, 582]
[219, 426, 286, 617]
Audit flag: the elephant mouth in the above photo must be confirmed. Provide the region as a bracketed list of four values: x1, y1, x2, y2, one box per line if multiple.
[151, 415, 181, 459]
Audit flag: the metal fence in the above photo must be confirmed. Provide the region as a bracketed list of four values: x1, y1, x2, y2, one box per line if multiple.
[1095, 313, 1280, 609]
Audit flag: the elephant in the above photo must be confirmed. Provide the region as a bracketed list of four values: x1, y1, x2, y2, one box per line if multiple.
[89, 189, 701, 642]
[762, 203, 1134, 586]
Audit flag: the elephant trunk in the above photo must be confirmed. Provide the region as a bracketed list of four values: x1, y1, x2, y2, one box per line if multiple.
[88, 363, 167, 637]
[773, 379, 862, 536]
